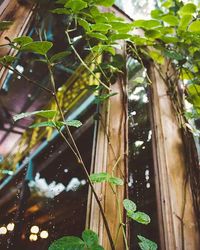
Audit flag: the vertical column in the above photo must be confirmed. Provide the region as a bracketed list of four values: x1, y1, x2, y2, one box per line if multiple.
[87, 74, 128, 250]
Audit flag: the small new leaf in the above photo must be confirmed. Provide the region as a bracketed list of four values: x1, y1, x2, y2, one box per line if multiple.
[21, 41, 53, 55]
[13, 110, 57, 122]
[90, 172, 123, 186]
[128, 211, 151, 225]
[123, 199, 137, 213]
[29, 121, 56, 128]
[64, 120, 82, 128]
[137, 235, 158, 250]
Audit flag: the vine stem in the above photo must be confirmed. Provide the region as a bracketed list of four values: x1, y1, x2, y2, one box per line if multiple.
[1, 64, 53, 94]
[1, 60, 115, 250]
[65, 30, 111, 91]
[47, 61, 116, 250]
[110, 184, 129, 250]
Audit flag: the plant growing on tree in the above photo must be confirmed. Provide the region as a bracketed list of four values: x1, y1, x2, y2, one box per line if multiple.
[0, 0, 199, 249]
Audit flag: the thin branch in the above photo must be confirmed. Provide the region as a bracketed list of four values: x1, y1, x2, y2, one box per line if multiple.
[65, 31, 110, 91]
[1, 64, 53, 94]
[47, 60, 115, 250]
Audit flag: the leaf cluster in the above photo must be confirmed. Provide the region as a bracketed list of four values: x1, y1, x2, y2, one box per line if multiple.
[49, 229, 104, 250]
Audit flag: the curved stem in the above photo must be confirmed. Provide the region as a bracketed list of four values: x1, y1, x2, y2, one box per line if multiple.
[65, 31, 110, 91]
[47, 61, 115, 250]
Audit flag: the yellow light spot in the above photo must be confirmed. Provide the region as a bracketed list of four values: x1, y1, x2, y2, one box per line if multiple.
[40, 230, 49, 239]
[29, 234, 38, 241]
[30, 225, 39, 234]
[7, 223, 15, 231]
[0, 227, 7, 235]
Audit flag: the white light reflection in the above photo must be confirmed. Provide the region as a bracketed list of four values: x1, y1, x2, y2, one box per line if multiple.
[0, 227, 7, 235]
[30, 225, 39, 234]
[7, 223, 15, 231]
[40, 230, 49, 239]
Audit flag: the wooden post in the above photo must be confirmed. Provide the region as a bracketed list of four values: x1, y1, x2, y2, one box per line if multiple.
[87, 73, 128, 250]
[148, 63, 200, 250]
[0, 0, 34, 88]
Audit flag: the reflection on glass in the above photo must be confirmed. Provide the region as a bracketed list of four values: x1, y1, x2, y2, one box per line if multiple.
[127, 58, 160, 249]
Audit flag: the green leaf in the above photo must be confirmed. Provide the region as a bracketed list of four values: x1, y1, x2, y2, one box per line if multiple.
[179, 3, 196, 16]
[88, 32, 108, 41]
[90, 172, 123, 186]
[128, 211, 151, 225]
[51, 8, 70, 14]
[137, 235, 157, 250]
[145, 30, 161, 39]
[48, 236, 85, 250]
[94, 15, 108, 23]
[188, 20, 200, 33]
[187, 84, 200, 107]
[109, 176, 124, 185]
[50, 51, 71, 63]
[110, 22, 133, 33]
[94, 0, 115, 7]
[179, 15, 192, 30]
[131, 36, 152, 46]
[64, 120, 82, 128]
[78, 18, 90, 32]
[13, 36, 33, 46]
[0, 21, 12, 31]
[91, 45, 115, 55]
[21, 41, 53, 55]
[123, 199, 137, 213]
[13, 110, 57, 122]
[103, 13, 123, 22]
[91, 23, 111, 33]
[132, 20, 161, 29]
[82, 230, 98, 248]
[151, 9, 163, 19]
[30, 120, 82, 129]
[109, 33, 132, 41]
[149, 50, 164, 64]
[29, 121, 56, 128]
[162, 0, 173, 8]
[159, 36, 179, 43]
[163, 50, 184, 61]
[180, 68, 194, 80]
[90, 172, 110, 183]
[161, 14, 179, 26]
[65, 0, 87, 13]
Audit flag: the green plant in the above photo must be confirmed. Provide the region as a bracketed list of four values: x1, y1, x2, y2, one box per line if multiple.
[0, 0, 199, 249]
[49, 229, 104, 250]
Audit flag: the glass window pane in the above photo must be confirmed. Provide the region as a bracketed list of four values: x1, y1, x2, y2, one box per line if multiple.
[127, 58, 160, 249]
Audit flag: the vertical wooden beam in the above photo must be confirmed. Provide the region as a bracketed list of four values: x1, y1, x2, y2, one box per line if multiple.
[87, 74, 128, 250]
[149, 63, 200, 250]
